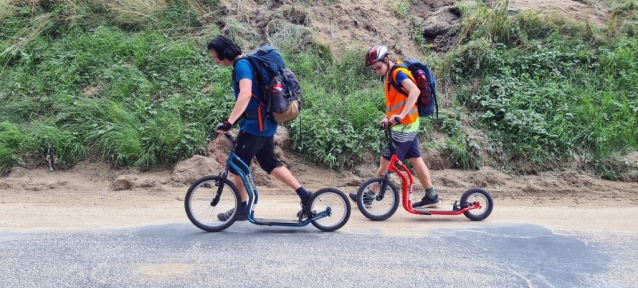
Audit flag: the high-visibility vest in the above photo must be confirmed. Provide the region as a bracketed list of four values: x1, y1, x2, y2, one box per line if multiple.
[385, 61, 419, 125]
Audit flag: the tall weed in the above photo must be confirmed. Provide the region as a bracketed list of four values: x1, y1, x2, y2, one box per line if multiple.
[26, 121, 86, 168]
[0, 121, 26, 174]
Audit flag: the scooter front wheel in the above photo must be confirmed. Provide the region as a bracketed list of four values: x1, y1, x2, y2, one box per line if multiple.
[184, 175, 241, 232]
[356, 177, 400, 221]
[460, 188, 493, 221]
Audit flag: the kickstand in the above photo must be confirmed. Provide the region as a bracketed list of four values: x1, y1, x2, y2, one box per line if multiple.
[453, 200, 460, 211]
[297, 210, 314, 222]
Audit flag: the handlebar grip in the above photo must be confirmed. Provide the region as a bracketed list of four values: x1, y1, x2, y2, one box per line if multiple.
[215, 131, 236, 143]
[380, 117, 402, 129]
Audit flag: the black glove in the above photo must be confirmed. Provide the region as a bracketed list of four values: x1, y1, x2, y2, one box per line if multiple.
[216, 120, 233, 132]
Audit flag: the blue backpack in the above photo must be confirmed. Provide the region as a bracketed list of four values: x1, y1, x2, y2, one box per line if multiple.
[237, 46, 302, 124]
[388, 59, 438, 118]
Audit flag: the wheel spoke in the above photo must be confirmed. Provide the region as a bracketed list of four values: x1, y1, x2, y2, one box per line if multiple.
[311, 188, 351, 232]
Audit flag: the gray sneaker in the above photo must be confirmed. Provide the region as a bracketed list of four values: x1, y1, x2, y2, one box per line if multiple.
[349, 189, 375, 208]
[361, 188, 375, 208]
[412, 195, 441, 208]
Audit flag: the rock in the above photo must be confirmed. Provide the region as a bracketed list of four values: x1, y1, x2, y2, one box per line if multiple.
[171, 155, 222, 185]
[422, 6, 462, 39]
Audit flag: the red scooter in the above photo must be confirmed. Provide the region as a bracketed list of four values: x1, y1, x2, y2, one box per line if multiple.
[354, 121, 493, 221]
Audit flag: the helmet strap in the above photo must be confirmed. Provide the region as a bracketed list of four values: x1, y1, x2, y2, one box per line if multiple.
[384, 58, 392, 76]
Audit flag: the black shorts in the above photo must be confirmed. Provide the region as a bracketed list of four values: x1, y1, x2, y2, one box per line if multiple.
[230, 131, 283, 175]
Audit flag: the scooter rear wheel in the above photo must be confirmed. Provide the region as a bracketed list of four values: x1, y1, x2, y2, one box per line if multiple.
[460, 188, 493, 221]
[310, 188, 351, 232]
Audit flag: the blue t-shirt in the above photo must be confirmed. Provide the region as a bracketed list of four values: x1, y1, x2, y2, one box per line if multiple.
[233, 59, 278, 136]
[395, 70, 408, 83]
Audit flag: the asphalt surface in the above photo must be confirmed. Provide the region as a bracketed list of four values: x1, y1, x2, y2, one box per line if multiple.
[1, 221, 637, 287]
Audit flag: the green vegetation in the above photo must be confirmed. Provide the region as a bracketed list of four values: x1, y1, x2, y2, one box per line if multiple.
[0, 0, 229, 170]
[0, 0, 636, 181]
[445, 0, 637, 178]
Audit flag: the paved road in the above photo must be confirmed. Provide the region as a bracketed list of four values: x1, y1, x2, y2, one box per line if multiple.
[1, 221, 637, 287]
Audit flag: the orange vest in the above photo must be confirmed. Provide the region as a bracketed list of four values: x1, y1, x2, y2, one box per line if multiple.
[385, 61, 419, 125]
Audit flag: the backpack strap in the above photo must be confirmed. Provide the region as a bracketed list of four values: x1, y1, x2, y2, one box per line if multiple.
[242, 94, 267, 132]
[388, 64, 411, 97]
[231, 57, 241, 83]
[232, 56, 257, 86]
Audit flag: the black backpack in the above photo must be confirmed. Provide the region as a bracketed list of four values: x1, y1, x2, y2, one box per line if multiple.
[388, 59, 438, 118]
[237, 46, 302, 124]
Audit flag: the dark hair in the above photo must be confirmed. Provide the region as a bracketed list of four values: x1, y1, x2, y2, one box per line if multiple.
[207, 35, 242, 61]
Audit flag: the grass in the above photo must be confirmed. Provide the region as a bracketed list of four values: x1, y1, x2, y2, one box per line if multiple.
[0, 121, 26, 173]
[0, 0, 636, 180]
[0, 0, 230, 171]
[447, 0, 638, 177]
[285, 49, 387, 169]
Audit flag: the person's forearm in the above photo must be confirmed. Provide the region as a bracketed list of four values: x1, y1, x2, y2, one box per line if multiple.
[400, 90, 420, 118]
[228, 91, 251, 124]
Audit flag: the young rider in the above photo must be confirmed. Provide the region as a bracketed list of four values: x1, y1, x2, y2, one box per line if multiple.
[207, 35, 313, 220]
[349, 45, 441, 208]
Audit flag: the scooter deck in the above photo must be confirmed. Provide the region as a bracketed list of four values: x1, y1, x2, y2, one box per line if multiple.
[253, 218, 302, 225]
[412, 207, 455, 212]
[411, 203, 476, 215]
